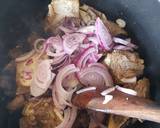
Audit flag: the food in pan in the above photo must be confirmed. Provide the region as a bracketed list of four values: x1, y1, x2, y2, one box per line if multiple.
[4, 0, 151, 128]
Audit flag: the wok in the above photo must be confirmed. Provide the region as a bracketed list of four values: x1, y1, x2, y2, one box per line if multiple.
[0, 0, 160, 128]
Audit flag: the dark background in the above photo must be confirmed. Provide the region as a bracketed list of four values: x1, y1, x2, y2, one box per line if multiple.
[0, 0, 160, 127]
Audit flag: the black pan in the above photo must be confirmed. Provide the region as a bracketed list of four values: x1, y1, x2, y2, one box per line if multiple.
[0, 0, 160, 128]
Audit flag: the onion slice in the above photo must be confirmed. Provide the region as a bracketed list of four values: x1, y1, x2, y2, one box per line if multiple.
[101, 87, 116, 96]
[52, 55, 70, 72]
[30, 83, 47, 97]
[56, 107, 77, 128]
[121, 77, 137, 83]
[77, 25, 95, 34]
[65, 107, 77, 128]
[113, 45, 133, 51]
[78, 63, 113, 88]
[76, 87, 96, 94]
[95, 17, 113, 50]
[76, 46, 97, 68]
[59, 26, 75, 33]
[113, 37, 130, 45]
[116, 85, 137, 96]
[46, 36, 65, 57]
[63, 33, 86, 55]
[30, 59, 55, 97]
[53, 64, 79, 108]
[56, 108, 71, 128]
[113, 37, 137, 48]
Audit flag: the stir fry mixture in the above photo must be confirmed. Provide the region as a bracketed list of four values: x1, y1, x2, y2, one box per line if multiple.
[5, 0, 150, 128]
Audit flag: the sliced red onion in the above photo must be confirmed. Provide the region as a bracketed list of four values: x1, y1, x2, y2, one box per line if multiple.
[76, 87, 96, 94]
[30, 82, 47, 97]
[54, 64, 80, 108]
[95, 54, 103, 60]
[76, 46, 97, 68]
[102, 95, 113, 104]
[113, 37, 130, 45]
[88, 53, 102, 63]
[79, 69, 105, 87]
[52, 54, 67, 64]
[65, 107, 77, 128]
[78, 63, 113, 88]
[89, 53, 98, 63]
[15, 50, 35, 62]
[88, 36, 99, 45]
[30, 59, 55, 97]
[62, 74, 79, 89]
[81, 55, 91, 68]
[121, 77, 137, 83]
[56, 108, 71, 128]
[88, 63, 109, 71]
[116, 85, 137, 96]
[34, 60, 53, 88]
[52, 55, 70, 72]
[52, 86, 64, 110]
[59, 26, 75, 33]
[79, 41, 96, 50]
[95, 17, 113, 50]
[113, 45, 133, 51]
[46, 36, 65, 57]
[63, 33, 86, 55]
[101, 87, 116, 96]
[56, 107, 77, 128]
[62, 17, 79, 30]
[87, 36, 99, 52]
[31, 72, 55, 97]
[113, 37, 137, 48]
[77, 25, 95, 34]
[80, 43, 91, 49]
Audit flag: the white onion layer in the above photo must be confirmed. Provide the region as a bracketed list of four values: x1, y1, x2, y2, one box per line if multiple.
[101, 87, 116, 96]
[76, 87, 96, 94]
[116, 85, 137, 96]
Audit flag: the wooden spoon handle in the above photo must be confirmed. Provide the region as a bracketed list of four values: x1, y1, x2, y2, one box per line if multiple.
[87, 96, 160, 123]
[72, 90, 160, 123]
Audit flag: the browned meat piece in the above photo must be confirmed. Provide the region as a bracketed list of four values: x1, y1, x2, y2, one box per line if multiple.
[105, 21, 127, 36]
[45, 0, 79, 33]
[16, 50, 48, 95]
[108, 78, 150, 128]
[124, 77, 150, 98]
[135, 78, 150, 98]
[62, 17, 81, 29]
[20, 98, 62, 128]
[80, 4, 127, 36]
[104, 50, 144, 84]
[45, 3, 127, 36]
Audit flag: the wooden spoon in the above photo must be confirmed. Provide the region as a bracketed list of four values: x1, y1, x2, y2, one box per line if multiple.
[72, 89, 160, 123]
